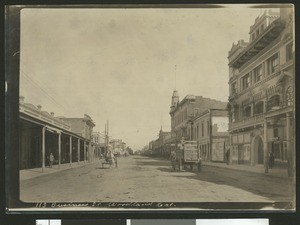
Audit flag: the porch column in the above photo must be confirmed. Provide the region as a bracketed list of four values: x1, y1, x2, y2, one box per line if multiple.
[42, 126, 46, 172]
[58, 132, 61, 168]
[263, 119, 269, 173]
[77, 139, 80, 164]
[69, 136, 72, 166]
[84, 141, 86, 163]
[286, 112, 293, 177]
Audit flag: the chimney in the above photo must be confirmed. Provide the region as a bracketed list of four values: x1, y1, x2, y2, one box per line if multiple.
[19, 96, 25, 104]
[50, 112, 54, 117]
[37, 105, 42, 111]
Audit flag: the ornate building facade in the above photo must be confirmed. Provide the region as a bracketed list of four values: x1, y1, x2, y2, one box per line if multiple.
[227, 9, 294, 176]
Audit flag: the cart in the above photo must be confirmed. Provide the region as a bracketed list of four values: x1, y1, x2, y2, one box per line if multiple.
[171, 140, 201, 172]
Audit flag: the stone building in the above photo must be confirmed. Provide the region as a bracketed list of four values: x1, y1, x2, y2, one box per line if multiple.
[227, 8, 294, 175]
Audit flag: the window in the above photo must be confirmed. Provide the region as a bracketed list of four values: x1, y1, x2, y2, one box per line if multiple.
[253, 65, 263, 83]
[241, 74, 251, 90]
[243, 106, 251, 118]
[230, 110, 235, 123]
[201, 123, 204, 137]
[286, 86, 294, 106]
[286, 42, 293, 62]
[207, 121, 210, 136]
[252, 33, 255, 41]
[274, 128, 279, 138]
[256, 29, 259, 37]
[260, 24, 264, 32]
[231, 82, 237, 95]
[254, 101, 264, 114]
[268, 53, 279, 74]
[267, 95, 281, 111]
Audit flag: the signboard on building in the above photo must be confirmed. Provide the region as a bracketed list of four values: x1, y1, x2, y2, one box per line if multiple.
[212, 140, 225, 162]
[212, 116, 229, 132]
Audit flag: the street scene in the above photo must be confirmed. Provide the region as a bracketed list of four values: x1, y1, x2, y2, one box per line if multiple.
[20, 155, 294, 203]
[10, 4, 295, 210]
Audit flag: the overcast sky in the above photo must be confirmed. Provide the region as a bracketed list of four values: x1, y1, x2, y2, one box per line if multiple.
[20, 5, 273, 150]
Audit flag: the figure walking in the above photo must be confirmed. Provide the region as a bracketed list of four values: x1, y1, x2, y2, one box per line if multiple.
[49, 153, 55, 168]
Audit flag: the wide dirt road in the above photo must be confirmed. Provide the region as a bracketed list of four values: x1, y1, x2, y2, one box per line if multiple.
[20, 155, 294, 203]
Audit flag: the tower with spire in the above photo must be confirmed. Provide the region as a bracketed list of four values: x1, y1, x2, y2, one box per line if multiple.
[170, 65, 179, 110]
[170, 90, 179, 110]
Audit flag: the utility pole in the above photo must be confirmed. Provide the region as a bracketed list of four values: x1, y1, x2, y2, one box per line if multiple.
[107, 120, 109, 147]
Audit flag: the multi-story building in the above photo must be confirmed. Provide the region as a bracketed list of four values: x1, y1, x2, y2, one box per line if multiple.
[169, 90, 227, 146]
[227, 8, 294, 175]
[60, 114, 96, 162]
[192, 109, 229, 162]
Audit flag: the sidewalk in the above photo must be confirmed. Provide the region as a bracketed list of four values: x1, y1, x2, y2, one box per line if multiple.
[202, 161, 292, 180]
[20, 160, 101, 181]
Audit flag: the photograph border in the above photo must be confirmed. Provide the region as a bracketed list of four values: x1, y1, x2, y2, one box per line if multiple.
[3, 1, 299, 220]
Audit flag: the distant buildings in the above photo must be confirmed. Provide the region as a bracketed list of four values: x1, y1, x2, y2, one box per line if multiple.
[227, 9, 294, 175]
[149, 129, 171, 157]
[109, 139, 127, 156]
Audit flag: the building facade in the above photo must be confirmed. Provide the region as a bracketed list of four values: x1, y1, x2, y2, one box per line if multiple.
[227, 9, 294, 175]
[192, 109, 229, 162]
[19, 96, 93, 170]
[60, 114, 96, 162]
[169, 91, 227, 146]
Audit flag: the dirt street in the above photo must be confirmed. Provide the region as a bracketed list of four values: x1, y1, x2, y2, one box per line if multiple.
[20, 155, 294, 203]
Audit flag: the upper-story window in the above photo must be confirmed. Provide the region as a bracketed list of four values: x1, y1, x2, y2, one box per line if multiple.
[254, 101, 264, 114]
[243, 106, 251, 118]
[286, 86, 294, 106]
[286, 42, 293, 62]
[231, 82, 237, 95]
[201, 122, 204, 137]
[267, 95, 281, 111]
[207, 121, 210, 136]
[241, 74, 251, 90]
[253, 65, 263, 83]
[256, 29, 260, 37]
[260, 24, 264, 32]
[252, 33, 255, 41]
[268, 53, 279, 74]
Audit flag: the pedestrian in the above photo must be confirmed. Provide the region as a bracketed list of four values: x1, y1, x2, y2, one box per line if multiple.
[269, 151, 275, 169]
[225, 149, 230, 165]
[49, 153, 55, 168]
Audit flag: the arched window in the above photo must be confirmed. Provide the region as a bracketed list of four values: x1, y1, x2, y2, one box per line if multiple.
[267, 95, 281, 111]
[243, 106, 251, 118]
[286, 86, 294, 106]
[254, 101, 264, 114]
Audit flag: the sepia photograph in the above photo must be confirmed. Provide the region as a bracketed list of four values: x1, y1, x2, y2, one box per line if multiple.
[5, 4, 295, 211]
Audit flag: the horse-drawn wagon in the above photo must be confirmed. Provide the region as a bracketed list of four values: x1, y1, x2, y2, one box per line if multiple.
[171, 140, 201, 172]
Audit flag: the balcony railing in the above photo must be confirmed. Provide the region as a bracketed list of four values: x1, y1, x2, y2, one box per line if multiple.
[229, 114, 264, 130]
